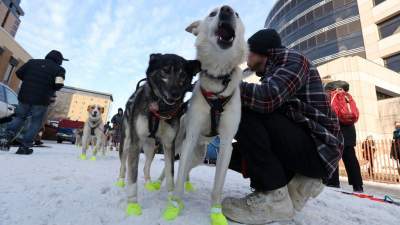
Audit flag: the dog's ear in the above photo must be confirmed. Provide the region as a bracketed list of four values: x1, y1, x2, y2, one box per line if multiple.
[185, 60, 202, 76]
[149, 53, 162, 63]
[100, 107, 105, 114]
[185, 21, 201, 36]
[87, 105, 92, 112]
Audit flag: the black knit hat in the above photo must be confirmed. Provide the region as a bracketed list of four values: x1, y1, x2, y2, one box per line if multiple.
[247, 29, 283, 56]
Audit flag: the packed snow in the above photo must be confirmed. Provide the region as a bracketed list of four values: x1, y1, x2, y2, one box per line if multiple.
[1, 141, 399, 225]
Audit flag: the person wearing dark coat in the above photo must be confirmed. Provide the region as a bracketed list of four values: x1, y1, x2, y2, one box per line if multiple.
[390, 121, 400, 175]
[324, 83, 363, 192]
[221, 29, 343, 224]
[1, 50, 67, 154]
[111, 108, 123, 147]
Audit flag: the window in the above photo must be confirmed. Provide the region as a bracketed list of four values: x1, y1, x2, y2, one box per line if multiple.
[4, 87, 18, 105]
[2, 57, 18, 84]
[0, 86, 5, 102]
[308, 37, 316, 49]
[324, 1, 334, 14]
[314, 7, 323, 18]
[316, 33, 326, 44]
[384, 52, 400, 73]
[378, 14, 400, 39]
[373, 0, 386, 6]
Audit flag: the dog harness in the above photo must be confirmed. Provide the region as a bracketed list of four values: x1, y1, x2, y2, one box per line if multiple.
[89, 120, 102, 136]
[200, 70, 234, 137]
[147, 101, 188, 139]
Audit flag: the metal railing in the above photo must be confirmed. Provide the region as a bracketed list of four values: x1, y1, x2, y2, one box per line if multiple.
[339, 140, 400, 184]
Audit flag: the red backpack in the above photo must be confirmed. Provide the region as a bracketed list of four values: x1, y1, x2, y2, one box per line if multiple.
[329, 89, 359, 125]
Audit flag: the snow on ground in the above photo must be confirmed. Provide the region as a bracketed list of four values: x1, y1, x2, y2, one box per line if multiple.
[1, 141, 400, 225]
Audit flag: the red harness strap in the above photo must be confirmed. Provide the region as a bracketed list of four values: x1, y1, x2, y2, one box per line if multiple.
[201, 87, 233, 137]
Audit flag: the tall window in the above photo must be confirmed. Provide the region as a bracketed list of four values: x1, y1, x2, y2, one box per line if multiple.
[373, 0, 386, 6]
[384, 52, 400, 73]
[378, 14, 400, 39]
[2, 57, 18, 84]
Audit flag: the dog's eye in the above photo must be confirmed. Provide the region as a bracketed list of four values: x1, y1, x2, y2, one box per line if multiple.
[209, 11, 217, 17]
[162, 67, 170, 74]
[235, 12, 239, 18]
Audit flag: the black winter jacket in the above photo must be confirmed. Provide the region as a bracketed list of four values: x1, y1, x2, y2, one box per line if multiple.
[16, 52, 66, 106]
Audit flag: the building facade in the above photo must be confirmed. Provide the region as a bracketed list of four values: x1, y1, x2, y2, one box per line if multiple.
[261, 0, 400, 139]
[265, 0, 400, 71]
[0, 26, 30, 92]
[0, 0, 24, 37]
[48, 86, 113, 123]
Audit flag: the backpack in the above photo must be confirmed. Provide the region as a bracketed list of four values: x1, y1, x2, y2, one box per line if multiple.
[330, 89, 359, 125]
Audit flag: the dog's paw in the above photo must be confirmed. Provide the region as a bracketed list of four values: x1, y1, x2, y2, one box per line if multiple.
[210, 205, 228, 225]
[79, 154, 87, 160]
[115, 179, 125, 188]
[163, 196, 184, 221]
[145, 181, 161, 192]
[185, 181, 195, 192]
[90, 156, 96, 161]
[126, 203, 142, 216]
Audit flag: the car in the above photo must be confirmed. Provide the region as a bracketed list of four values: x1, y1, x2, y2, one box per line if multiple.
[0, 82, 18, 122]
[56, 127, 76, 144]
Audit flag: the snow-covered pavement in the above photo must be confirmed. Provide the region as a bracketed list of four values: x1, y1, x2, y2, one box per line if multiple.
[1, 141, 399, 225]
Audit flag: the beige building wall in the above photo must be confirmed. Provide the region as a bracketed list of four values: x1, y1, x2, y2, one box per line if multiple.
[318, 56, 400, 139]
[48, 87, 113, 123]
[357, 0, 400, 65]
[68, 94, 112, 122]
[0, 27, 31, 92]
[378, 97, 400, 138]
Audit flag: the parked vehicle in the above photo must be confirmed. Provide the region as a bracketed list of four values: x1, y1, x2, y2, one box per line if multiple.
[56, 119, 84, 144]
[0, 83, 18, 122]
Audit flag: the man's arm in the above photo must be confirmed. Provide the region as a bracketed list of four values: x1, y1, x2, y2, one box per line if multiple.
[53, 67, 66, 91]
[15, 61, 31, 80]
[240, 54, 309, 113]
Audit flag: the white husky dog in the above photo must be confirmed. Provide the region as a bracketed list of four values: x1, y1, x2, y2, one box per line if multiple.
[163, 5, 247, 225]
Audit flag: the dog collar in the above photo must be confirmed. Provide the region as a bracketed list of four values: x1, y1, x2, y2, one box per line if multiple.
[201, 69, 235, 95]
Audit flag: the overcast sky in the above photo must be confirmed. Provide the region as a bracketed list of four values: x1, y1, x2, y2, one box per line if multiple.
[16, 0, 275, 118]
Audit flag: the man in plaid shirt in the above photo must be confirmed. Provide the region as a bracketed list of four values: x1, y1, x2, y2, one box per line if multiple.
[222, 29, 343, 225]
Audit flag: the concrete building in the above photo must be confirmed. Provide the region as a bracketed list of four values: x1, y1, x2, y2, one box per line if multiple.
[261, 0, 400, 139]
[48, 86, 113, 123]
[0, 26, 30, 92]
[0, 0, 24, 37]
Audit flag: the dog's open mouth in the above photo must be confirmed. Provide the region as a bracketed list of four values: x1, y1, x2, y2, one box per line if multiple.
[215, 22, 235, 49]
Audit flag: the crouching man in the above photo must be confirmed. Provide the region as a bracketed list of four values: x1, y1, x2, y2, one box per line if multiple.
[222, 29, 344, 224]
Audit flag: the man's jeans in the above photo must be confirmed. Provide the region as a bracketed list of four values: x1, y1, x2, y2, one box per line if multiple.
[7, 103, 48, 148]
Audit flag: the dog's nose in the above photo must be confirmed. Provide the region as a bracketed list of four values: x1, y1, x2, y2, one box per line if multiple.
[170, 90, 181, 100]
[220, 5, 234, 20]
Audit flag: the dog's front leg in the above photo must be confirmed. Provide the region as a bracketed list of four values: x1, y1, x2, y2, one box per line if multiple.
[163, 142, 174, 194]
[163, 129, 199, 221]
[125, 139, 142, 216]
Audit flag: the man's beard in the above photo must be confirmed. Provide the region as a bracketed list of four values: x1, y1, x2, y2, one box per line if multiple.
[248, 61, 265, 77]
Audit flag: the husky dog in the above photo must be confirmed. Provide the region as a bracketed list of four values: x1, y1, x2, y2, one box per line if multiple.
[80, 105, 107, 160]
[117, 54, 200, 216]
[164, 5, 247, 224]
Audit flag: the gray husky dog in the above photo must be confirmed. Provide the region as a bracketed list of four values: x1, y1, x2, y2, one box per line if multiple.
[117, 53, 201, 216]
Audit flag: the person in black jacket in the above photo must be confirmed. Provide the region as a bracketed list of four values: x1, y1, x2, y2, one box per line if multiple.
[1, 50, 67, 154]
[111, 108, 123, 148]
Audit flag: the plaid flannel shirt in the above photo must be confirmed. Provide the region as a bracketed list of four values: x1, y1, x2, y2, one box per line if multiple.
[241, 48, 343, 178]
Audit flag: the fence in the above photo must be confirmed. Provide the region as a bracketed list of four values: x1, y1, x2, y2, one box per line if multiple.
[339, 140, 400, 184]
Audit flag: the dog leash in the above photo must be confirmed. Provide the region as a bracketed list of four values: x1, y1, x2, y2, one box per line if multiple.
[334, 190, 400, 206]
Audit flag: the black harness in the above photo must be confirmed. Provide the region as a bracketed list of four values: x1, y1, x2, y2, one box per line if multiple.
[200, 70, 234, 137]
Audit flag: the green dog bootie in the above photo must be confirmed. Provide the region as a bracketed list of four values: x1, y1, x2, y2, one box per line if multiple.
[126, 203, 142, 216]
[80, 154, 87, 160]
[90, 156, 96, 161]
[185, 181, 195, 192]
[115, 179, 125, 188]
[145, 181, 161, 191]
[163, 196, 184, 221]
[210, 205, 228, 225]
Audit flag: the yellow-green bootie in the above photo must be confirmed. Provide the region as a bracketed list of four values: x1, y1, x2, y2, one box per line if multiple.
[145, 181, 161, 191]
[163, 196, 184, 221]
[115, 178, 125, 188]
[90, 156, 96, 161]
[210, 205, 228, 225]
[185, 181, 195, 192]
[80, 154, 87, 160]
[126, 203, 142, 216]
